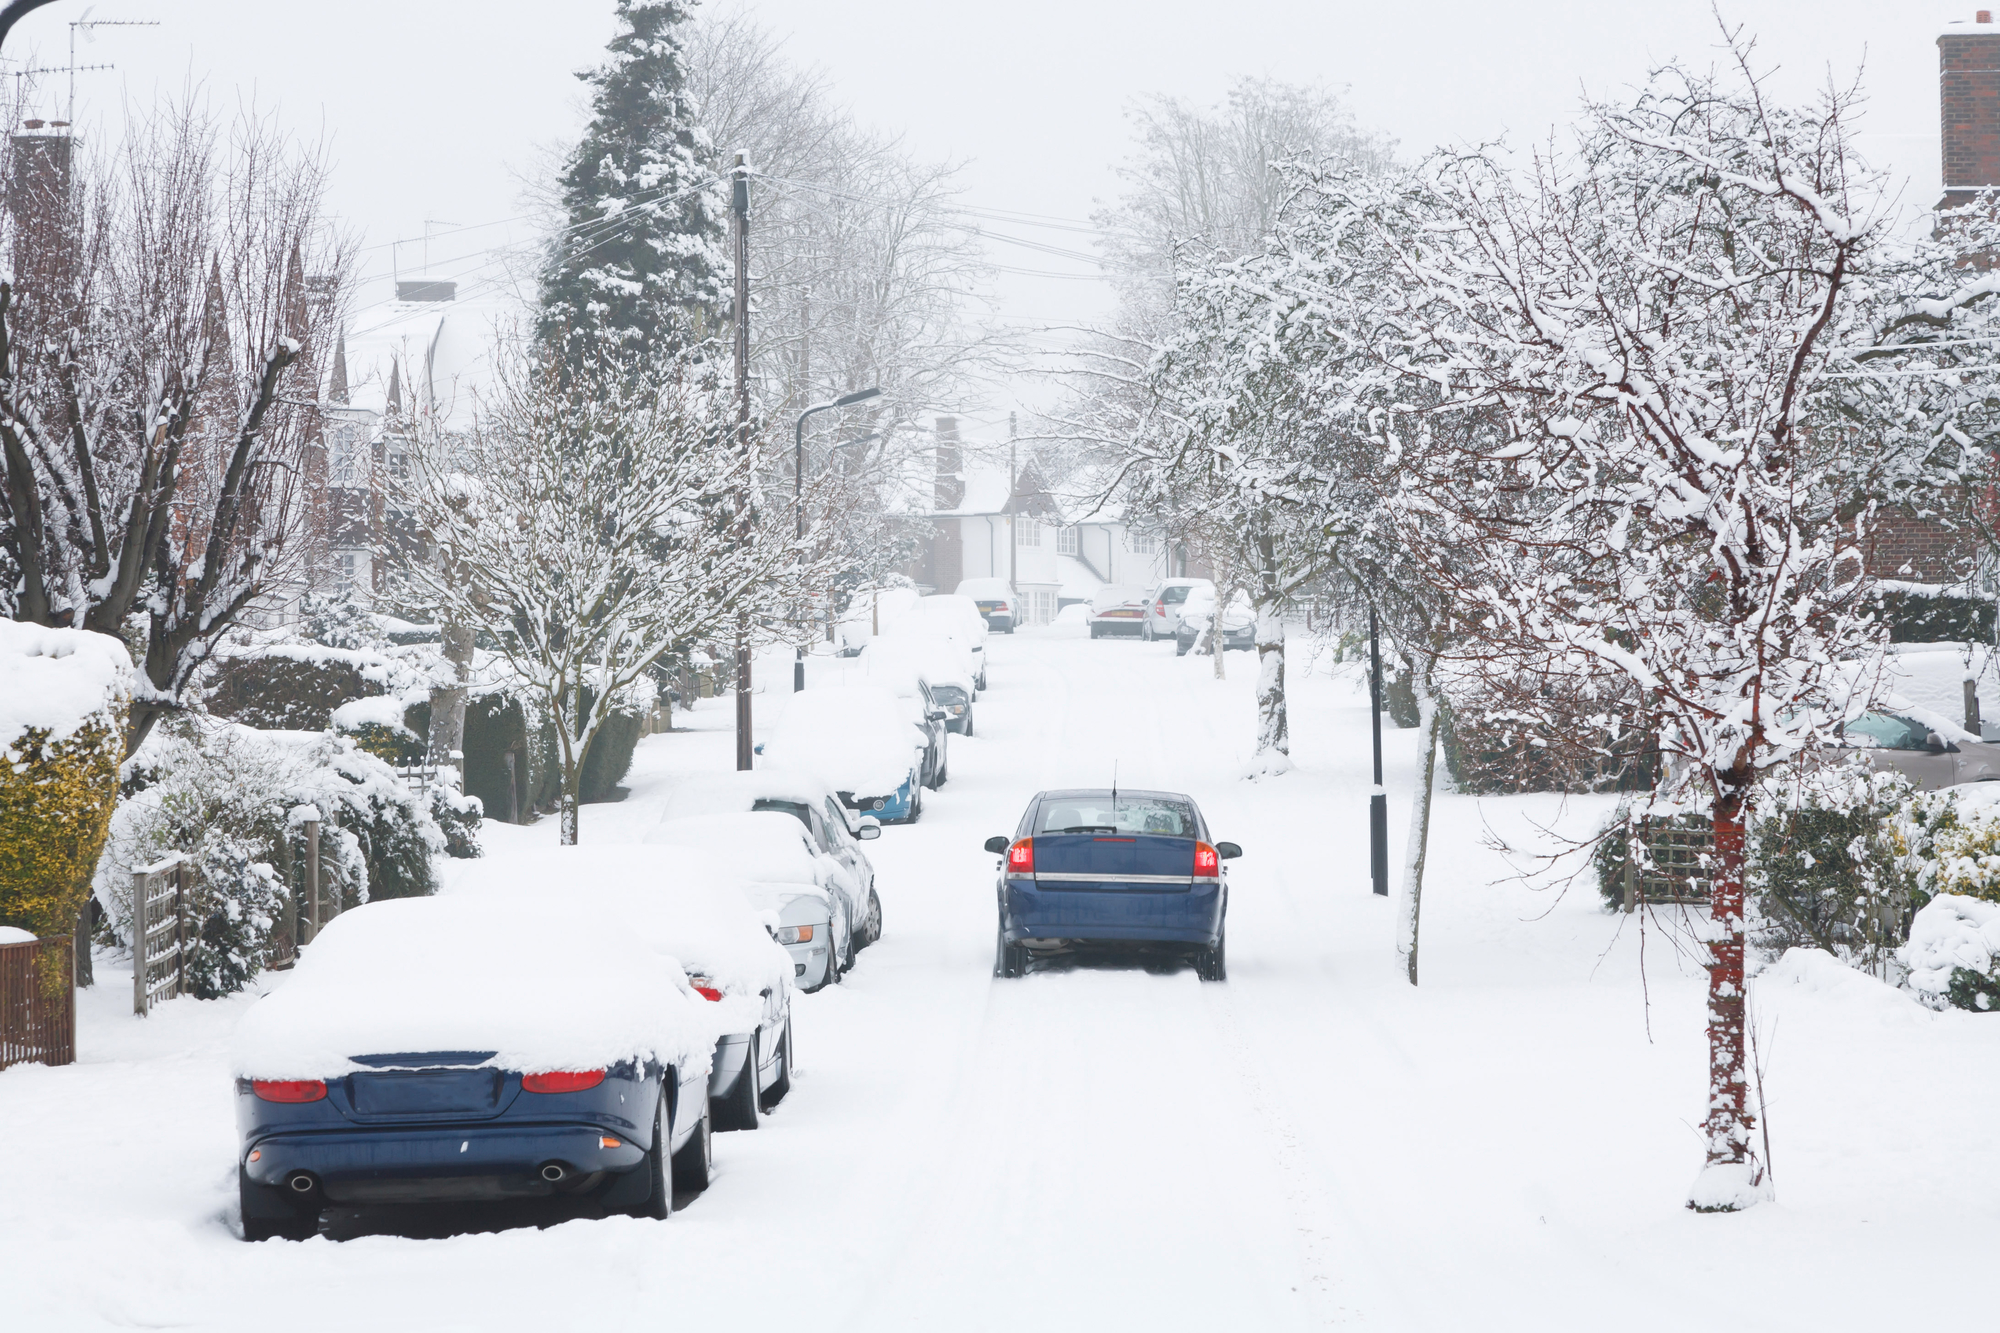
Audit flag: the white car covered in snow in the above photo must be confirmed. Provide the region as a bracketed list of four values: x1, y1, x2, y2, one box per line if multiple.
[757, 684, 931, 822]
[647, 807, 872, 989]
[886, 594, 989, 691]
[853, 638, 979, 736]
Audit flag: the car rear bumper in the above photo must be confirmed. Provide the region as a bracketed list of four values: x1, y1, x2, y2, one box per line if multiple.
[243, 1121, 647, 1203]
[1002, 879, 1224, 947]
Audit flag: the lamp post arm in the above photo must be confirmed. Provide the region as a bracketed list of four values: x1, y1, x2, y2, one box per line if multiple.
[0, 0, 61, 50]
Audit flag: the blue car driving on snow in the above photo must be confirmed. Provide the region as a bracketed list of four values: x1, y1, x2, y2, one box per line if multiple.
[985, 788, 1239, 980]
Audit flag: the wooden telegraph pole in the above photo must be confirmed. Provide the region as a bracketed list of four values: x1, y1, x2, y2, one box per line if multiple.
[732, 153, 755, 771]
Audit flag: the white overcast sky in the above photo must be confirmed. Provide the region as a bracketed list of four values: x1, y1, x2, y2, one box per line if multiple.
[4, 1, 1978, 423]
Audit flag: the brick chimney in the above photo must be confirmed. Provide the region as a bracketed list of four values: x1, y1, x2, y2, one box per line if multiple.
[933, 416, 964, 509]
[1941, 13, 2000, 208]
[7, 122, 76, 326]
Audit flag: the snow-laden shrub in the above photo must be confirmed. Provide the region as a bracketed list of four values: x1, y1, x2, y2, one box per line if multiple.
[430, 785, 484, 860]
[97, 721, 470, 994]
[0, 624, 130, 938]
[185, 836, 287, 999]
[1903, 894, 2000, 1012]
[1928, 812, 2000, 905]
[1745, 765, 1950, 971]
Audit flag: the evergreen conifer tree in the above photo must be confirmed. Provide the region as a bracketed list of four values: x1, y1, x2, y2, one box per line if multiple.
[539, 0, 728, 365]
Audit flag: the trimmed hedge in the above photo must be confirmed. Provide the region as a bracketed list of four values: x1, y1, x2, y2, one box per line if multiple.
[0, 716, 124, 939]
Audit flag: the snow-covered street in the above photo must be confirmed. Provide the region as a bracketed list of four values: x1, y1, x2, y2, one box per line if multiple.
[5, 624, 1998, 1331]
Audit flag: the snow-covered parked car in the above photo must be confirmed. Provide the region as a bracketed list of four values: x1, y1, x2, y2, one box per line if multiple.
[1087, 584, 1150, 638]
[758, 684, 929, 822]
[954, 576, 1021, 633]
[1834, 711, 2000, 790]
[231, 859, 744, 1239]
[1173, 586, 1256, 656]
[855, 638, 978, 736]
[886, 594, 989, 691]
[648, 808, 870, 989]
[1141, 578, 1214, 641]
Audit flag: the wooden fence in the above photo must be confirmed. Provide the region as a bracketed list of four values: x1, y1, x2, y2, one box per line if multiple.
[1, 934, 75, 1070]
[132, 855, 192, 1016]
[1620, 821, 1712, 910]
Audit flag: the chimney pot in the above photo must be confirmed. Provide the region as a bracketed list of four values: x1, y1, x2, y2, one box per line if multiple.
[1982, 10, 1994, 22]
[22, 119, 43, 130]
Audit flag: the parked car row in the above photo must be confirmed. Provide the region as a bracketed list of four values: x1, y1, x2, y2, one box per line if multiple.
[1087, 579, 1220, 643]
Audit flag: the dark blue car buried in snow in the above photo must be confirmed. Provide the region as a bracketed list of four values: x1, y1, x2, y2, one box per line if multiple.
[985, 788, 1240, 980]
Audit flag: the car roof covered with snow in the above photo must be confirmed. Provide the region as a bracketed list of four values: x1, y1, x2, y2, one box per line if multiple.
[644, 811, 827, 887]
[231, 852, 766, 1080]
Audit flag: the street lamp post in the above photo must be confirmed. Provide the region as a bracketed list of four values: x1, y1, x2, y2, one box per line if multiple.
[794, 388, 882, 690]
[1370, 605, 1388, 896]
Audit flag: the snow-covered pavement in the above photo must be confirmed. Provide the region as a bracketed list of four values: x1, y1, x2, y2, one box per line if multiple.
[4, 626, 1999, 1330]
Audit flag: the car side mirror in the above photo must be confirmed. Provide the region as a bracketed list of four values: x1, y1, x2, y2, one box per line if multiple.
[1926, 731, 1947, 754]
[752, 742, 765, 756]
[983, 835, 1010, 854]
[1216, 841, 1242, 860]
[857, 824, 881, 841]
[928, 709, 948, 722]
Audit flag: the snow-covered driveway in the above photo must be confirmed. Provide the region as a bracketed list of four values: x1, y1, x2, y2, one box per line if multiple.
[4, 625, 1998, 1331]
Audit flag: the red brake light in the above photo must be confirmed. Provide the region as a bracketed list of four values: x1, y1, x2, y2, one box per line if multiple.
[1007, 838, 1034, 874]
[693, 985, 724, 1002]
[522, 1069, 606, 1094]
[1194, 842, 1220, 876]
[1154, 600, 1165, 614]
[251, 1079, 326, 1103]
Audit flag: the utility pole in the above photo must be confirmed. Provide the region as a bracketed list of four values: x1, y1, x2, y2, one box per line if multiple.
[732, 152, 754, 771]
[1370, 606, 1388, 896]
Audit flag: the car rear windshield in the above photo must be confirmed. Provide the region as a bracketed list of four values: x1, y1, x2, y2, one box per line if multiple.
[1034, 795, 1195, 838]
[1161, 586, 1194, 604]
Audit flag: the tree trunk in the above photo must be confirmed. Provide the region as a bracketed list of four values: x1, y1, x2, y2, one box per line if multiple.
[1688, 780, 1768, 1211]
[1251, 603, 1290, 773]
[559, 772, 580, 846]
[1396, 675, 1441, 986]
[428, 623, 474, 776]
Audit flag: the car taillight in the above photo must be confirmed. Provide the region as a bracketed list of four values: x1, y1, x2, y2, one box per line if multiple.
[1154, 600, 1165, 615]
[251, 1079, 326, 1103]
[1007, 838, 1034, 874]
[1194, 842, 1220, 876]
[522, 1069, 606, 1094]
[688, 976, 724, 1002]
[996, 602, 1009, 613]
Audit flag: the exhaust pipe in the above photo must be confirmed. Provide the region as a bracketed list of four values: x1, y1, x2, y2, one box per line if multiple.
[286, 1172, 318, 1195]
[539, 1162, 569, 1183]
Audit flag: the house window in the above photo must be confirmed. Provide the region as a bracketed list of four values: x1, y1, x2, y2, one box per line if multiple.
[335, 551, 358, 594]
[1016, 517, 1041, 547]
[1129, 531, 1161, 556]
[1056, 526, 1078, 556]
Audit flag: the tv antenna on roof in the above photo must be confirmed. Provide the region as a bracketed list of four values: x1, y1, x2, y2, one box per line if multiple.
[67, 9, 156, 125]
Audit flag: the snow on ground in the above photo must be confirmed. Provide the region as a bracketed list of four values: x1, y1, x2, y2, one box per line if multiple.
[4, 632, 1999, 1330]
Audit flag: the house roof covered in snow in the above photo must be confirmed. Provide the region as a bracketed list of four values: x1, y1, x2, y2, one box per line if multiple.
[337, 286, 530, 429]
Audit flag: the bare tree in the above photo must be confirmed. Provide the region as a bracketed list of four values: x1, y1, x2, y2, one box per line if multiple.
[0, 100, 351, 753]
